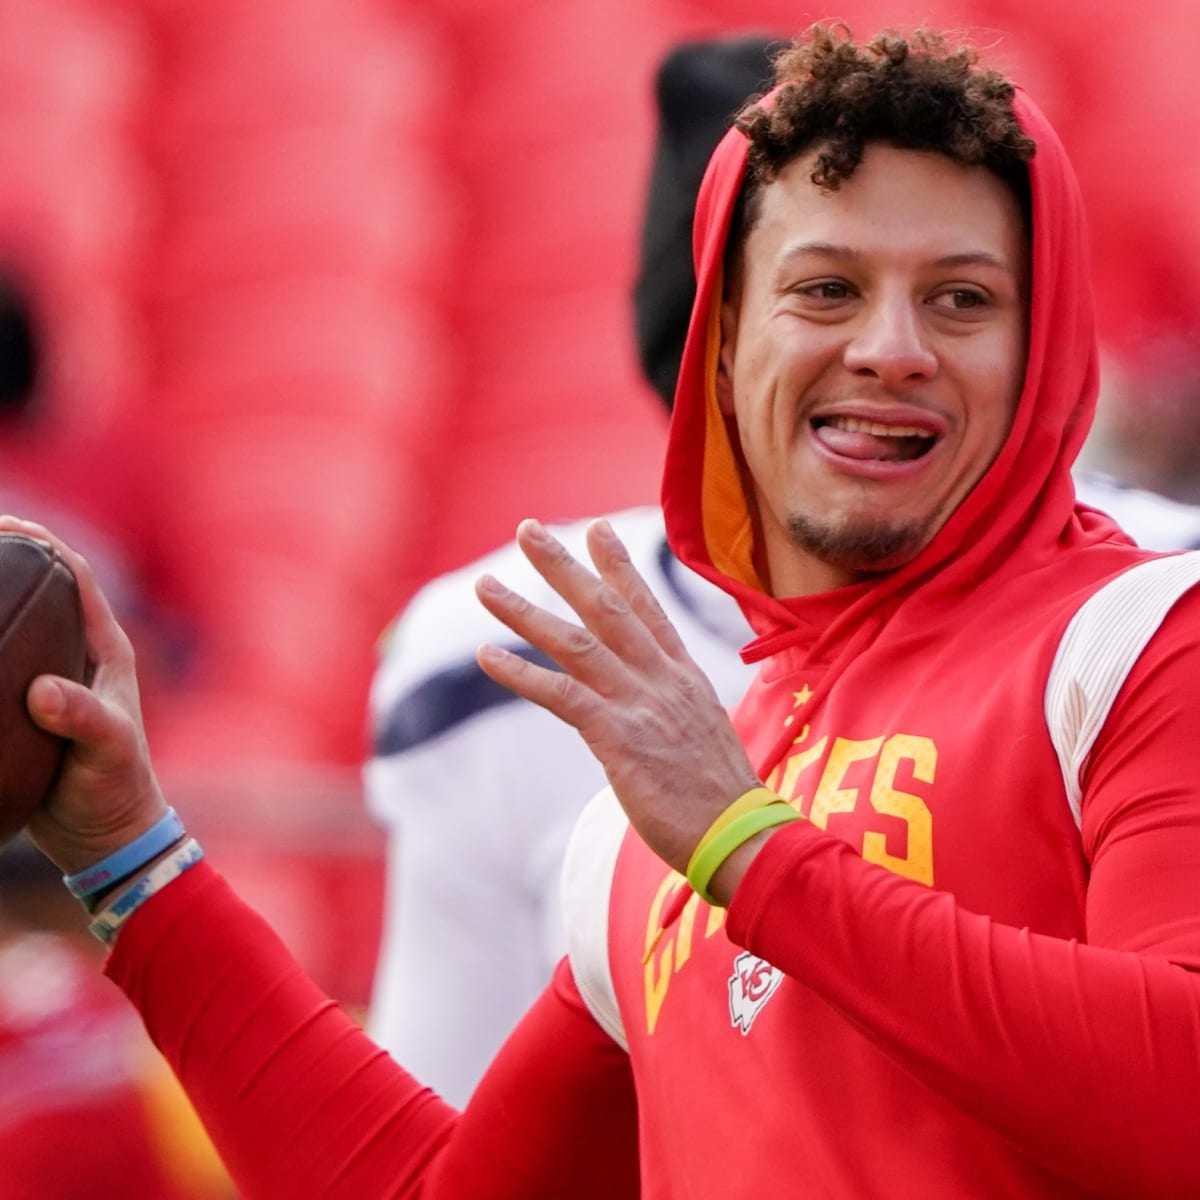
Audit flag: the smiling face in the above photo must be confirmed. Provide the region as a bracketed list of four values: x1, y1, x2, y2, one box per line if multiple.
[717, 143, 1030, 597]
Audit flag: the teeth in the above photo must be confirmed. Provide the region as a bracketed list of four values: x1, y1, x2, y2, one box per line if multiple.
[828, 416, 931, 438]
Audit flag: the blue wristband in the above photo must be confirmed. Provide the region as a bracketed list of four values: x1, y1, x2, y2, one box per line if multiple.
[63, 808, 186, 900]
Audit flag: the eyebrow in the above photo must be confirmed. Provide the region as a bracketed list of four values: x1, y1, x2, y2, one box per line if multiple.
[933, 251, 1020, 278]
[778, 241, 1020, 280]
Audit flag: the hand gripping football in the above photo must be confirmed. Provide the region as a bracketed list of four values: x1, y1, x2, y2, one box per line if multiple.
[0, 533, 87, 843]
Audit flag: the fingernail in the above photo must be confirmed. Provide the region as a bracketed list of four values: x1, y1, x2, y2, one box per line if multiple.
[477, 573, 506, 596]
[521, 519, 549, 543]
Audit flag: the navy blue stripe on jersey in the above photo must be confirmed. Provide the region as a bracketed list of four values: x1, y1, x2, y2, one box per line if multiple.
[373, 644, 559, 757]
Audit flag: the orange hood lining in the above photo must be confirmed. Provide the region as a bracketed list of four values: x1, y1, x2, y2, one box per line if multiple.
[699, 269, 762, 591]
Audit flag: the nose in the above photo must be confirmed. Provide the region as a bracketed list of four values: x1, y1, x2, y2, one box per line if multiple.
[842, 295, 937, 387]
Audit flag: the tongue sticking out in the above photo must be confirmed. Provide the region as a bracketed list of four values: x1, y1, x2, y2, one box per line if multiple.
[815, 420, 934, 463]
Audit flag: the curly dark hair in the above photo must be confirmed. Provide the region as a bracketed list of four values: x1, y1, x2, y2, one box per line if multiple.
[731, 24, 1036, 240]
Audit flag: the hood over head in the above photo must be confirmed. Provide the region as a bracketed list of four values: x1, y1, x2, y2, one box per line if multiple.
[661, 85, 1129, 664]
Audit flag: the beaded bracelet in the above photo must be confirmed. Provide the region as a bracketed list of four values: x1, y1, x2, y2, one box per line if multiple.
[63, 808, 185, 902]
[88, 837, 205, 946]
[686, 788, 799, 906]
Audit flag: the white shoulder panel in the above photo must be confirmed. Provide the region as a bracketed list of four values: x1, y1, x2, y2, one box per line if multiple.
[1046, 552, 1200, 828]
[561, 786, 630, 1051]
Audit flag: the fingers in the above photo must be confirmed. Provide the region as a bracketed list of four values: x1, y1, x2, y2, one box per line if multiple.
[476, 518, 713, 716]
[475, 639, 604, 730]
[585, 519, 691, 662]
[29, 676, 101, 741]
[474, 569, 626, 714]
[510, 519, 666, 673]
[28, 675, 134, 773]
[25, 666, 166, 871]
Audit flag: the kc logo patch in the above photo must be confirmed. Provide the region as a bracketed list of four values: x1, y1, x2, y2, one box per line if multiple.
[728, 951, 783, 1035]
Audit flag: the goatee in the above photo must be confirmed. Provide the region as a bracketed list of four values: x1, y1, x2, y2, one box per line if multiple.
[786, 513, 928, 573]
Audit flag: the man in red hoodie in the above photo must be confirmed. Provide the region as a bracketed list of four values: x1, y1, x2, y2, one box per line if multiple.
[9, 23, 1200, 1199]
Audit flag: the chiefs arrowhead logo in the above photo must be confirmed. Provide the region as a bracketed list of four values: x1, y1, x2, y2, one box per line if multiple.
[728, 951, 783, 1035]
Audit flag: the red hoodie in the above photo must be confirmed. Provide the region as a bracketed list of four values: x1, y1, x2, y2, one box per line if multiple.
[106, 89, 1200, 1199]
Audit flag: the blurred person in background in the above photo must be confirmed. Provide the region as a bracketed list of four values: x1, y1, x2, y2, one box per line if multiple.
[1073, 328, 1200, 550]
[0, 835, 236, 1200]
[363, 33, 774, 1106]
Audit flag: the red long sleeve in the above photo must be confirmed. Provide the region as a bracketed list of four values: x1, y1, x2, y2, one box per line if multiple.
[725, 605, 1200, 1198]
[106, 865, 638, 1199]
[729, 822, 1200, 1195]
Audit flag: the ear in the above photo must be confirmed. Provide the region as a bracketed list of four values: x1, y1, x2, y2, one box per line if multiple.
[715, 298, 739, 416]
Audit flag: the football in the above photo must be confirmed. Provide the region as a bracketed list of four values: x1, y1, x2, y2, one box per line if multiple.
[0, 534, 87, 844]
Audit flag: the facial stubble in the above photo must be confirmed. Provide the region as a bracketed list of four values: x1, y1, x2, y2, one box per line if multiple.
[785, 510, 930, 574]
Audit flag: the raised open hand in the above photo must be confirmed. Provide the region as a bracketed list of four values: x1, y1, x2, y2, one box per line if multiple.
[475, 517, 761, 876]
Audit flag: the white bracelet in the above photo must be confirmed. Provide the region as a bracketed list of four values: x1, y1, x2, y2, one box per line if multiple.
[88, 837, 205, 946]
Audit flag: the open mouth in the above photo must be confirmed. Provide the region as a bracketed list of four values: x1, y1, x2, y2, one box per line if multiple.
[812, 415, 938, 463]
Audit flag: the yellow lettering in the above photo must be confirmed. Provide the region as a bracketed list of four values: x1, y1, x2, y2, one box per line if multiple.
[863, 734, 936, 885]
[809, 737, 883, 828]
[644, 872, 686, 1034]
[777, 734, 829, 806]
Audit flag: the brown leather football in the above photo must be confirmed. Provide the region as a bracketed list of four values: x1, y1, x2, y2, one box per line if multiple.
[0, 534, 87, 843]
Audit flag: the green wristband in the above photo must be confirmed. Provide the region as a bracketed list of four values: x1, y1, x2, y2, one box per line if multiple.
[686, 802, 799, 906]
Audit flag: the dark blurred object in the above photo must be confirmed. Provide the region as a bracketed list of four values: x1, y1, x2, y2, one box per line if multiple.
[633, 34, 778, 408]
[0, 276, 36, 417]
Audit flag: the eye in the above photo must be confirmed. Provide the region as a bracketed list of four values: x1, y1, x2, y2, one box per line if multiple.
[930, 287, 989, 311]
[793, 279, 856, 304]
